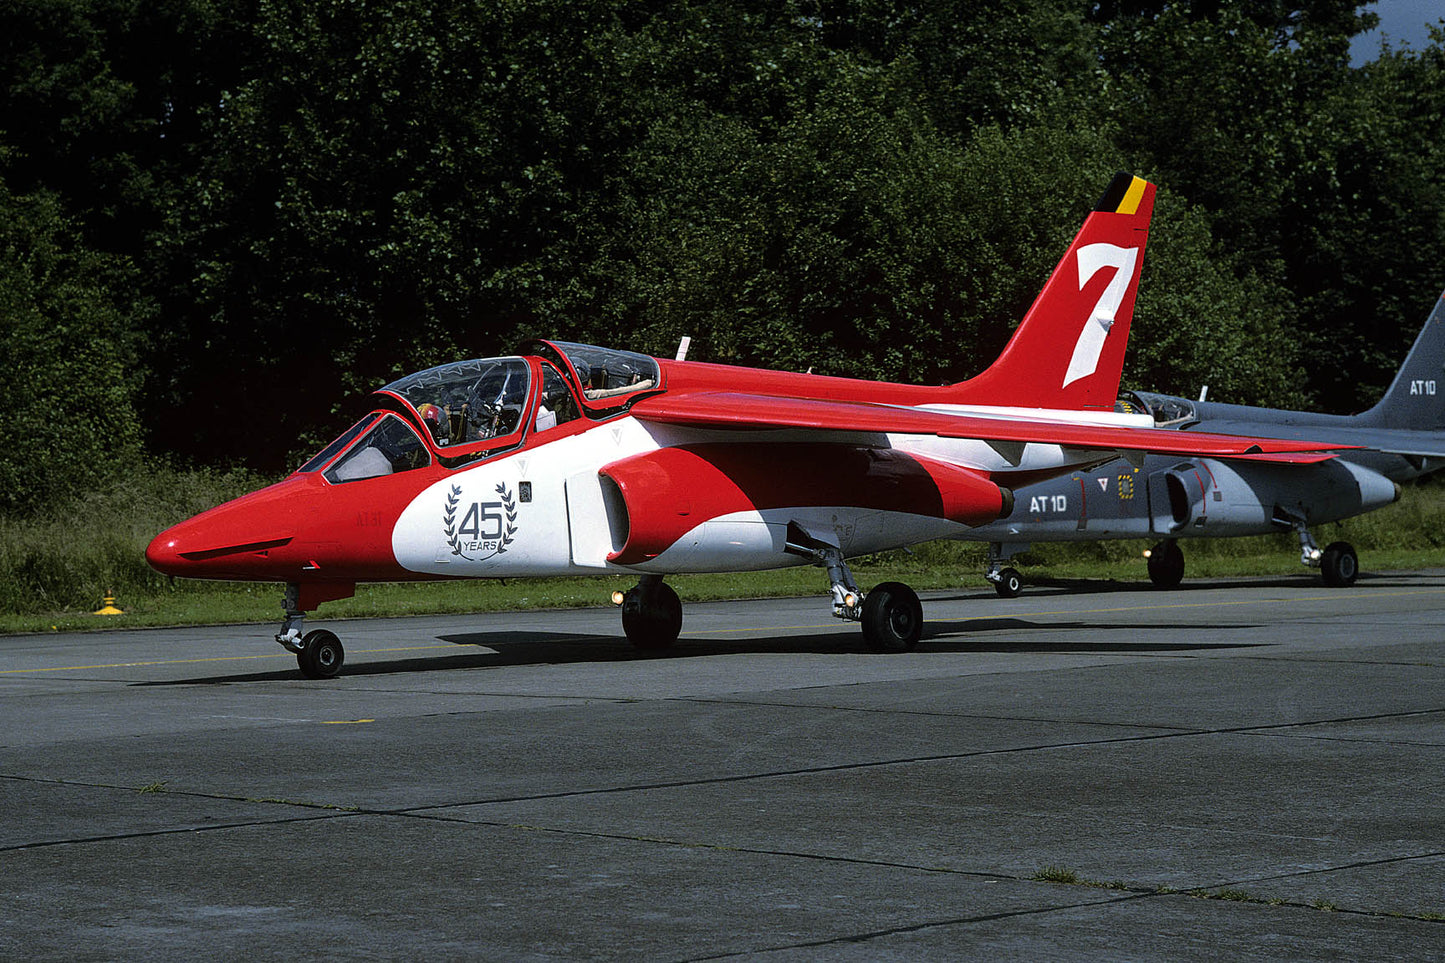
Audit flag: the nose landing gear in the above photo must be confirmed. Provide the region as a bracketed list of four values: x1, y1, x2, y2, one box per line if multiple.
[984, 542, 1028, 598]
[275, 583, 352, 679]
[297, 630, 345, 679]
[1318, 540, 1359, 587]
[1146, 539, 1185, 588]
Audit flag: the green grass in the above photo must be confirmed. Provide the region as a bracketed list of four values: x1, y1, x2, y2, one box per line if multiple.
[4, 468, 1445, 634]
[1030, 866, 1132, 890]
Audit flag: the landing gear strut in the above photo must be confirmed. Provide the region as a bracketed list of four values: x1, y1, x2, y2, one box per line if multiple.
[620, 575, 683, 651]
[984, 542, 1026, 598]
[1286, 516, 1358, 587]
[275, 584, 347, 679]
[784, 523, 923, 652]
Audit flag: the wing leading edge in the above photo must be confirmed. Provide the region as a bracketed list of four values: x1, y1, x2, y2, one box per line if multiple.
[628, 391, 1349, 463]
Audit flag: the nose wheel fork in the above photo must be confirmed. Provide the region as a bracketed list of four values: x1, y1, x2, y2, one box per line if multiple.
[274, 585, 347, 679]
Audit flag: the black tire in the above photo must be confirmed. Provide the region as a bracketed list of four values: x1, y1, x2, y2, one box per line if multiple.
[994, 567, 1024, 598]
[297, 629, 345, 679]
[1147, 540, 1185, 589]
[1320, 541, 1359, 587]
[861, 581, 923, 653]
[622, 581, 683, 651]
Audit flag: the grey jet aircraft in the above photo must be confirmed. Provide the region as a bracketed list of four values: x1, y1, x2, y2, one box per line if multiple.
[969, 290, 1445, 595]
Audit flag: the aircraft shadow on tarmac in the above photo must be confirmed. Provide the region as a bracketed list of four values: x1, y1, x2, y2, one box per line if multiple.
[960, 569, 1401, 600]
[131, 632, 640, 685]
[132, 622, 1268, 686]
[922, 618, 1270, 653]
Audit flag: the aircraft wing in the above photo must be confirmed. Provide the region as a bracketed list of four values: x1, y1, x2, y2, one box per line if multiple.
[1382, 442, 1445, 459]
[629, 391, 1348, 462]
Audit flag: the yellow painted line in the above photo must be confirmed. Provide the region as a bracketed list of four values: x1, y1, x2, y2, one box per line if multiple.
[0, 652, 295, 674]
[361, 644, 482, 654]
[321, 719, 374, 725]
[4, 586, 1443, 673]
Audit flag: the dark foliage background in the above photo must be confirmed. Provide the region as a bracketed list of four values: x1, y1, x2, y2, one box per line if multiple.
[2, 0, 1442, 512]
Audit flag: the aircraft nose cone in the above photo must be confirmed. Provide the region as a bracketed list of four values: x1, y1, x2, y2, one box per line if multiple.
[145, 528, 187, 576]
[144, 477, 305, 579]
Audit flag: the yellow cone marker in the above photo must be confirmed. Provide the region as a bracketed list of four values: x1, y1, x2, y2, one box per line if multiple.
[93, 592, 124, 616]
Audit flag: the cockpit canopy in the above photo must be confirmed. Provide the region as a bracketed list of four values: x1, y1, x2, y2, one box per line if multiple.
[1120, 391, 1199, 428]
[296, 341, 664, 479]
[538, 341, 659, 400]
[383, 357, 531, 447]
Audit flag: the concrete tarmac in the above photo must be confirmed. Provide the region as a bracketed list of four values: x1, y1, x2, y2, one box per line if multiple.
[2, 572, 1443, 960]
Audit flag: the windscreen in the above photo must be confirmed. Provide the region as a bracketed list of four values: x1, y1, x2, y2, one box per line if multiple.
[298, 416, 374, 473]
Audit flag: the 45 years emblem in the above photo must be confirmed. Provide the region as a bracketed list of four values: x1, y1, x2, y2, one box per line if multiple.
[444, 483, 518, 561]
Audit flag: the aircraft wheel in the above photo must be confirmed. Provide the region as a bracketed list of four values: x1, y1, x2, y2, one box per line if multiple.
[1147, 540, 1184, 589]
[861, 581, 923, 653]
[1321, 541, 1359, 587]
[622, 582, 683, 651]
[297, 629, 345, 679]
[993, 568, 1024, 598]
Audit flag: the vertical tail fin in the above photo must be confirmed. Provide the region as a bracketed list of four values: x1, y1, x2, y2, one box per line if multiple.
[950, 173, 1156, 411]
[1354, 290, 1445, 430]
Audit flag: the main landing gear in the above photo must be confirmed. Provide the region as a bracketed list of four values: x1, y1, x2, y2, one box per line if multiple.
[1144, 519, 1359, 590]
[1287, 515, 1358, 587]
[984, 542, 1026, 598]
[618, 575, 683, 651]
[615, 533, 926, 654]
[275, 584, 347, 679]
[786, 524, 923, 652]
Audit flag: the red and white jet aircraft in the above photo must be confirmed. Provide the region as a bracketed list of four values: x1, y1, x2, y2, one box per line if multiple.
[147, 174, 1343, 677]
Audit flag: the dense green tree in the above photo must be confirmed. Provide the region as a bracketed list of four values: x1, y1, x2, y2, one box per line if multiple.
[0, 183, 144, 515]
[1092, 0, 1445, 409]
[0, 0, 248, 251]
[1, 0, 1441, 484]
[1284, 35, 1445, 411]
[154, 0, 655, 465]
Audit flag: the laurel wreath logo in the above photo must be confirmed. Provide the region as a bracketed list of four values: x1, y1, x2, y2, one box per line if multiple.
[496, 482, 517, 556]
[445, 484, 463, 557]
[443, 482, 518, 561]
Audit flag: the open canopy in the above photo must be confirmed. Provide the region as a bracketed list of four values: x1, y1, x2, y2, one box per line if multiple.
[380, 341, 662, 448]
[1122, 391, 1199, 428]
[293, 341, 666, 478]
[382, 357, 532, 447]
